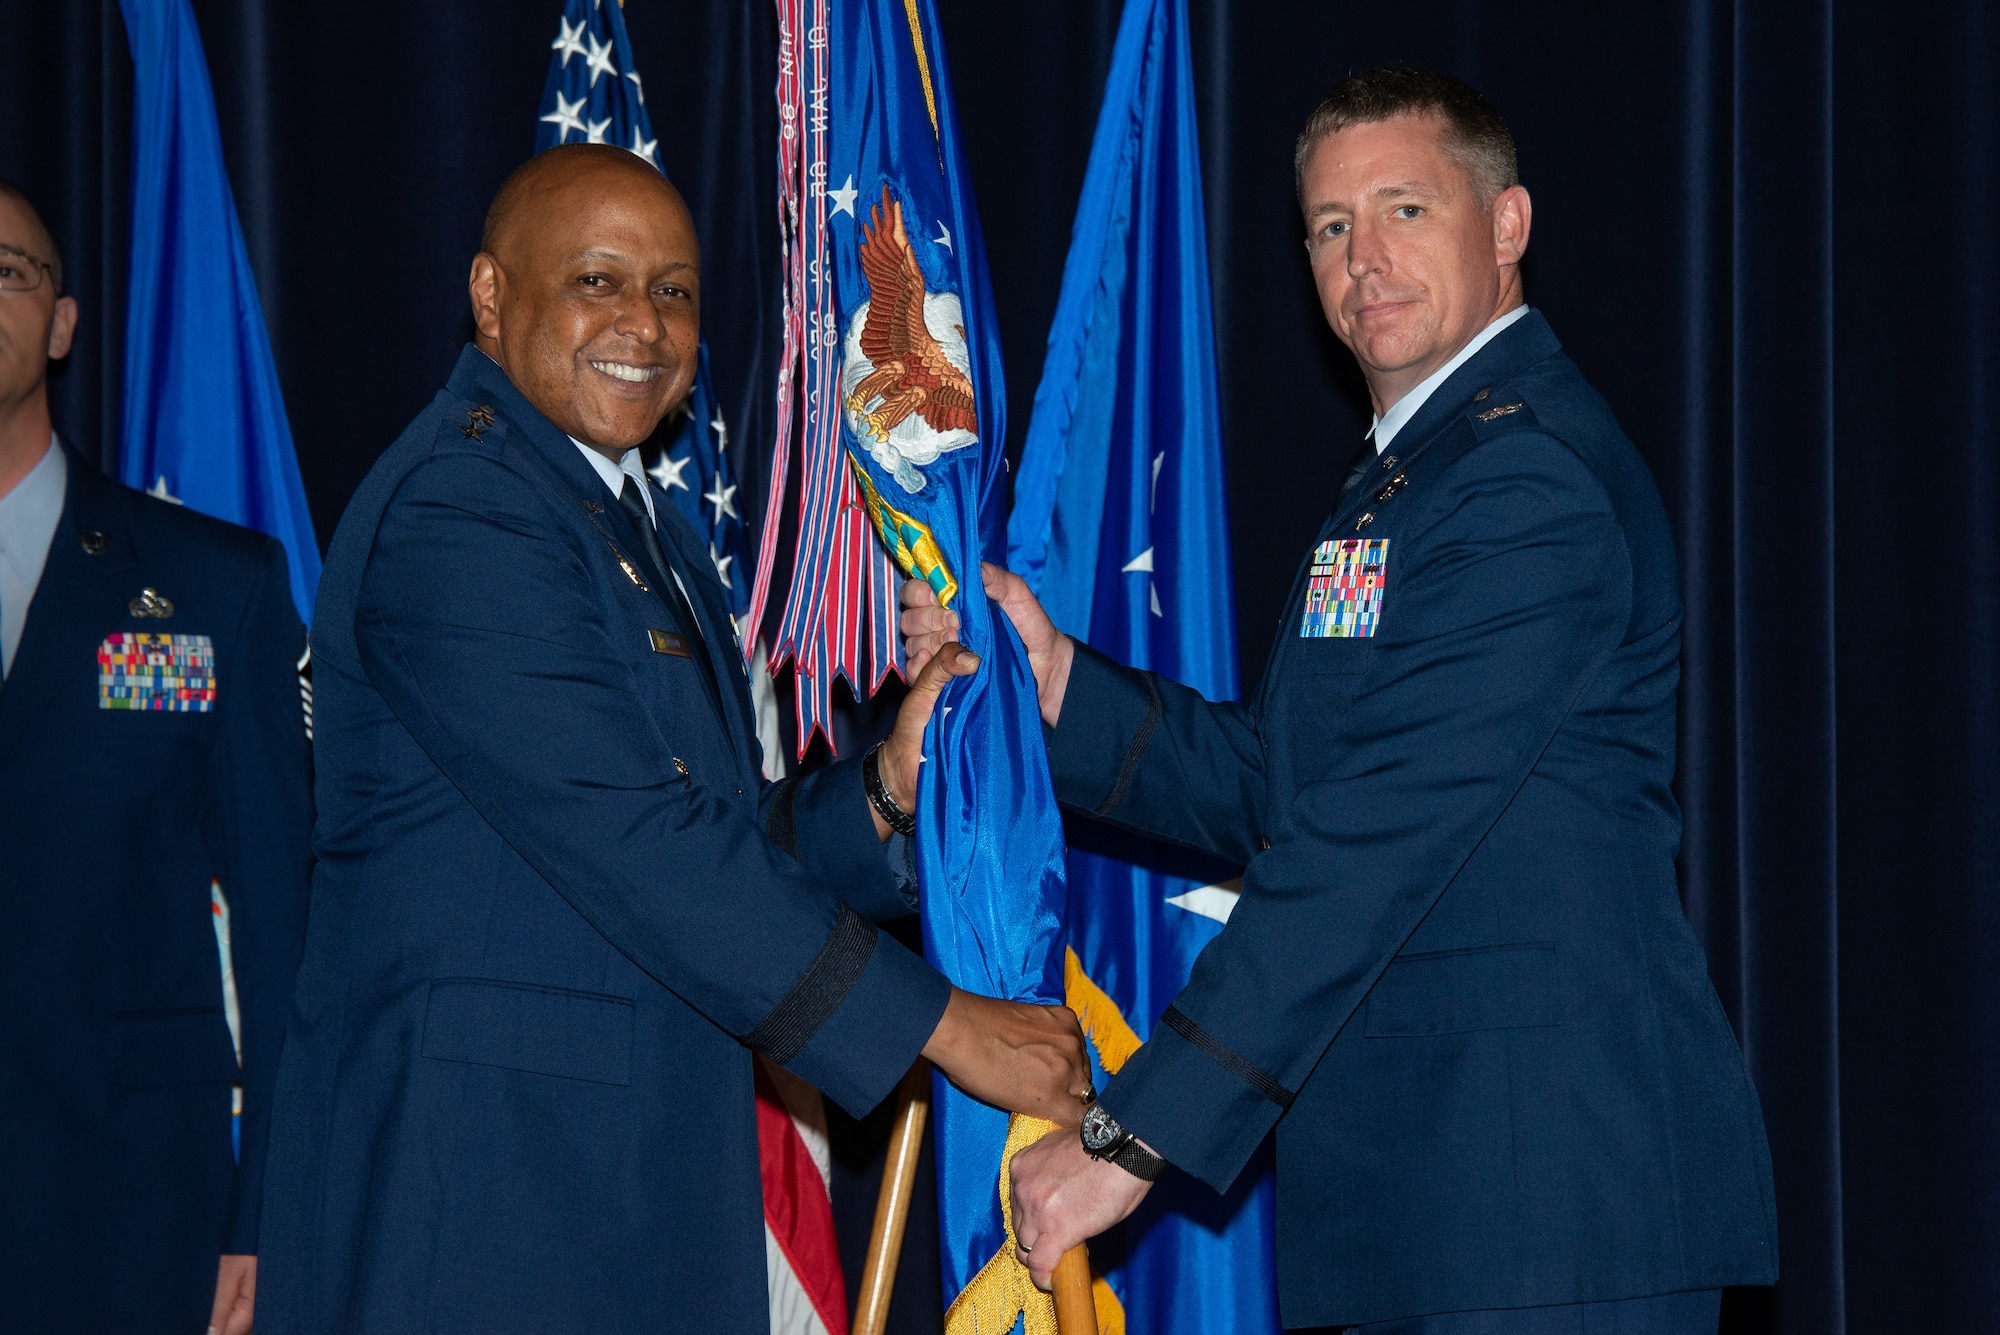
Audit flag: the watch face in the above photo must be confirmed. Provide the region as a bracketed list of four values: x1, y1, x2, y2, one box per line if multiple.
[1080, 1103, 1120, 1153]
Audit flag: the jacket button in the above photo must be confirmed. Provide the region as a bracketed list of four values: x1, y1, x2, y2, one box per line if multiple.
[1354, 511, 1375, 531]
[81, 530, 107, 554]
[1473, 387, 1491, 401]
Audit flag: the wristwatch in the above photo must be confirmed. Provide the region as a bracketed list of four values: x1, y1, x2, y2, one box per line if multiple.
[1079, 1103, 1167, 1181]
[862, 742, 916, 838]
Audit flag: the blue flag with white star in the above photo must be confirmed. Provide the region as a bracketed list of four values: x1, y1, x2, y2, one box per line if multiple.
[537, 0, 752, 618]
[1008, 0, 1281, 1330]
[117, 0, 321, 625]
[755, 1, 1075, 1329]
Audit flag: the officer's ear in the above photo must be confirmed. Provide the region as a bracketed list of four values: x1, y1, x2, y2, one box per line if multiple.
[47, 293, 77, 361]
[468, 252, 503, 344]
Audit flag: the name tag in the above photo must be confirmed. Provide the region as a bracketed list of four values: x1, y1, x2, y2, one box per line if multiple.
[649, 629, 693, 658]
[1299, 538, 1390, 639]
[99, 632, 217, 710]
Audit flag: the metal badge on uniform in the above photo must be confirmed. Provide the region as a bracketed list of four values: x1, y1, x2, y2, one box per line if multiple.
[98, 632, 217, 711]
[649, 628, 693, 658]
[128, 587, 174, 618]
[607, 542, 650, 591]
[1299, 538, 1391, 639]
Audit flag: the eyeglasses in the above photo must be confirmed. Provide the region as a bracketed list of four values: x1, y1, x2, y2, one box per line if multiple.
[0, 245, 56, 294]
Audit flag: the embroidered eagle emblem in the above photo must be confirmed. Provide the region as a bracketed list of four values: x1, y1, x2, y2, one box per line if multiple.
[841, 186, 979, 493]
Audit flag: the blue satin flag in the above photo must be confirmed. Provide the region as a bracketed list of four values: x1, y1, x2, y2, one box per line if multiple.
[767, 0, 1068, 1324]
[118, 0, 320, 624]
[1009, 0, 1282, 1329]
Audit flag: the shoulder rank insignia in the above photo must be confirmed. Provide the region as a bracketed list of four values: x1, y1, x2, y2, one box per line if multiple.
[461, 403, 496, 440]
[99, 632, 216, 711]
[1300, 538, 1390, 639]
[1474, 401, 1525, 423]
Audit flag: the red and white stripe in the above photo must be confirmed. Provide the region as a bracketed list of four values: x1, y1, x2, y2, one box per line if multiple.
[757, 1058, 849, 1335]
[753, 0, 905, 759]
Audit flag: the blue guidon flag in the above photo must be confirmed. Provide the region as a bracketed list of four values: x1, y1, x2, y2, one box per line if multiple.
[1008, 0, 1282, 1329]
[536, 0, 753, 621]
[753, 0, 1072, 1330]
[118, 0, 321, 626]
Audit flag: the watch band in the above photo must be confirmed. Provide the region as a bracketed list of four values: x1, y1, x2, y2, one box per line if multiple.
[1107, 1134, 1168, 1182]
[1081, 1103, 1169, 1181]
[862, 742, 917, 838]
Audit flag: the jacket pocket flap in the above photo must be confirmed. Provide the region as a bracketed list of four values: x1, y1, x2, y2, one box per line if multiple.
[114, 1008, 239, 1089]
[1364, 942, 1561, 1037]
[422, 978, 635, 1086]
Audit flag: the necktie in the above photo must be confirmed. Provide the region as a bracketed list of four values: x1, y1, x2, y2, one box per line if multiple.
[617, 476, 721, 708]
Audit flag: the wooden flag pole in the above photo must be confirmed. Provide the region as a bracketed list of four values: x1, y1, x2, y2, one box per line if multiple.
[853, 1061, 932, 1335]
[1051, 1245, 1097, 1334]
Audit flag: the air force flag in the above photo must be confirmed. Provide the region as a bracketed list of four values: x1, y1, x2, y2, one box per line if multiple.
[1009, 0, 1281, 1329]
[118, 0, 320, 625]
[757, 1, 1072, 1331]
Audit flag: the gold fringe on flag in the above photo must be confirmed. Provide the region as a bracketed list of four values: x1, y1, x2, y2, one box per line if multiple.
[941, 951, 1146, 1334]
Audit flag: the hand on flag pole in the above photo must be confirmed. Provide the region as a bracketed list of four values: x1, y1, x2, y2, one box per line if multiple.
[1009, 1128, 1156, 1293]
[919, 989, 1092, 1127]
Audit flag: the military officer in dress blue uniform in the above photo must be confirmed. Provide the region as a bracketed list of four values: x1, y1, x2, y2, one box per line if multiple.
[908, 68, 1780, 1332]
[0, 181, 313, 1335]
[256, 145, 1089, 1334]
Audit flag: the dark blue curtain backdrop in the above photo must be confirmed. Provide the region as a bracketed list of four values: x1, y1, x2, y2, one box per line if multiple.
[5, 2, 1994, 1332]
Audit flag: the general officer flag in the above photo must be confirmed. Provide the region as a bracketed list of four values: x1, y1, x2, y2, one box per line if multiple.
[117, 0, 320, 625]
[756, 1, 1070, 1330]
[536, 0, 754, 626]
[1008, 0, 1281, 1329]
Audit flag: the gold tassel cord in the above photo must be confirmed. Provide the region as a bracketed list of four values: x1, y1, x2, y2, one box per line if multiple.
[900, 0, 941, 141]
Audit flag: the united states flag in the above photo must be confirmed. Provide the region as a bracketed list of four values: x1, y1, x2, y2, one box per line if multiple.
[537, 6, 842, 1333]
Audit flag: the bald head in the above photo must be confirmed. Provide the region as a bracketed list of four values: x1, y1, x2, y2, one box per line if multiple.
[469, 144, 701, 456]
[0, 179, 76, 496]
[481, 144, 690, 267]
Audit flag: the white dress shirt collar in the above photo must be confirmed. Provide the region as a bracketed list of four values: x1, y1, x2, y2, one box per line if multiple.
[0, 434, 68, 679]
[571, 438, 655, 526]
[1368, 303, 1531, 454]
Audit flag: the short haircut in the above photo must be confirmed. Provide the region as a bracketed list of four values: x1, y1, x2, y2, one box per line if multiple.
[0, 178, 62, 293]
[1294, 66, 1518, 208]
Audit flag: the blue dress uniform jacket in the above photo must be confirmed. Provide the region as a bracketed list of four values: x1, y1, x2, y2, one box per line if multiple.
[258, 347, 950, 1335]
[0, 448, 313, 1331]
[1048, 313, 1778, 1327]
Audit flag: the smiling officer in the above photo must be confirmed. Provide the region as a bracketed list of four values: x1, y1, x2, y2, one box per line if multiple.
[0, 180, 313, 1335]
[256, 144, 1088, 1333]
[907, 68, 1779, 1333]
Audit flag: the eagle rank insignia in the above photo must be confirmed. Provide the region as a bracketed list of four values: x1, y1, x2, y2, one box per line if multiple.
[840, 188, 979, 494]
